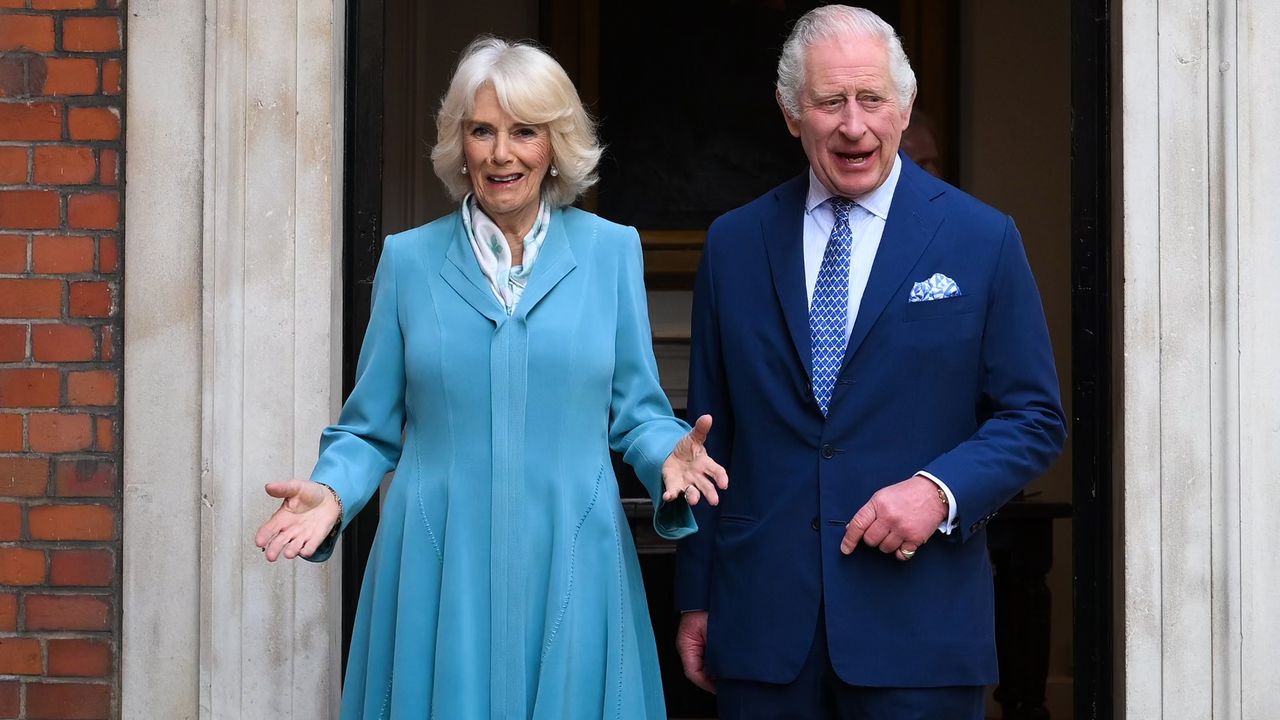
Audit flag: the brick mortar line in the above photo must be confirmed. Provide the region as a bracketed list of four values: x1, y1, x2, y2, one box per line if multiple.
[0, 8, 124, 14]
[0, 411, 119, 416]
[0, 52, 117, 60]
[0, 366, 119, 371]
[2, 678, 116, 683]
[4, 628, 120, 636]
[0, 230, 121, 235]
[0, 497, 119, 505]
[0, 98, 123, 106]
[0, 543, 115, 549]
[0, 185, 116, 193]
[0, 143, 121, 148]
[0, 586, 115, 591]
[0, 444, 111, 451]
[0, 276, 120, 282]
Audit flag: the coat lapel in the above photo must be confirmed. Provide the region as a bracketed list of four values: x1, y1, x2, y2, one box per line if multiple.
[440, 207, 578, 324]
[514, 208, 575, 319]
[441, 212, 508, 324]
[840, 160, 945, 369]
[761, 174, 813, 377]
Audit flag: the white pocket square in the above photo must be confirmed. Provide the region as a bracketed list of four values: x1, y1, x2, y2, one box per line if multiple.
[909, 273, 961, 302]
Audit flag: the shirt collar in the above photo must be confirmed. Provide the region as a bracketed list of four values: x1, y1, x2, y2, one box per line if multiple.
[804, 153, 902, 221]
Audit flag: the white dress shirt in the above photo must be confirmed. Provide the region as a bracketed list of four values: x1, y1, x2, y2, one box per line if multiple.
[802, 156, 958, 534]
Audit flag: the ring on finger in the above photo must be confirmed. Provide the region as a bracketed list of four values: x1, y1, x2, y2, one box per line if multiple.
[899, 547, 916, 560]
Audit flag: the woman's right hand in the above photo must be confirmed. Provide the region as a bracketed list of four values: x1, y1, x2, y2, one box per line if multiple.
[254, 479, 341, 561]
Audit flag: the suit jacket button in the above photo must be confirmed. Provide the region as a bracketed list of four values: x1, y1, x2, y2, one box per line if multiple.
[821, 445, 835, 459]
[810, 517, 819, 531]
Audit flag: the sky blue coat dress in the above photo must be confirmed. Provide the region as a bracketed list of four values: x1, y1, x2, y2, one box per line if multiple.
[307, 206, 696, 719]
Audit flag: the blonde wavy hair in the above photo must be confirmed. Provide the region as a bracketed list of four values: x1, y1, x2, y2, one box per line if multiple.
[431, 36, 602, 207]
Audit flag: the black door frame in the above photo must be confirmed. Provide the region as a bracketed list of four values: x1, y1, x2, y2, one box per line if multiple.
[1069, 0, 1114, 717]
[339, 3, 1116, 715]
[339, 0, 385, 674]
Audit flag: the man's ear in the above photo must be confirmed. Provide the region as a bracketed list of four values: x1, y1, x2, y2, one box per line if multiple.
[902, 91, 917, 127]
[777, 89, 802, 138]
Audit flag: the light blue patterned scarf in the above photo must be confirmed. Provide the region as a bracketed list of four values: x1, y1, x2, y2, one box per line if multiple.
[461, 194, 551, 315]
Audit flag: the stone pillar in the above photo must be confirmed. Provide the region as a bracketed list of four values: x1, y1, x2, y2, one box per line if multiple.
[1120, 0, 1280, 717]
[123, 0, 344, 716]
[121, 0, 204, 715]
[1232, 2, 1280, 716]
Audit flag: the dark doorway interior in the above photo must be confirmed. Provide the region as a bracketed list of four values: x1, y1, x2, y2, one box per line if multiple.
[340, 1, 1112, 717]
[1068, 0, 1113, 717]
[339, 0, 385, 676]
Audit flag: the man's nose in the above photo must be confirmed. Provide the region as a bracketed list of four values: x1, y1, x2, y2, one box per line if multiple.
[839, 104, 867, 139]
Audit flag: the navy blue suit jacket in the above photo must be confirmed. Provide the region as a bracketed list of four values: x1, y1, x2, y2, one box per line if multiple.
[674, 156, 1067, 687]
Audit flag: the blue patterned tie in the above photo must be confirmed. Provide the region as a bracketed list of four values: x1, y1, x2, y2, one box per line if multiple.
[810, 198, 857, 416]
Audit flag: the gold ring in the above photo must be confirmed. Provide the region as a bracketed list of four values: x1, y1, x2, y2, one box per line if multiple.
[900, 548, 916, 560]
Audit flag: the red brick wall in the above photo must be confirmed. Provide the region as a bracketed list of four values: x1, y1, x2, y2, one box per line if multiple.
[0, 1, 122, 718]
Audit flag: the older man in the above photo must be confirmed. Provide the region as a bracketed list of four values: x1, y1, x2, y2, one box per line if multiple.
[674, 6, 1066, 718]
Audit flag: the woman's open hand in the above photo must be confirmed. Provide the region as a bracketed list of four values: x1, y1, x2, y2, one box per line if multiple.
[254, 479, 341, 561]
[661, 414, 729, 506]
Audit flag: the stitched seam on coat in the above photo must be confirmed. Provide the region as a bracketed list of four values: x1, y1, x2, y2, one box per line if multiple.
[378, 670, 393, 720]
[540, 462, 605, 663]
[416, 443, 444, 562]
[612, 505, 625, 720]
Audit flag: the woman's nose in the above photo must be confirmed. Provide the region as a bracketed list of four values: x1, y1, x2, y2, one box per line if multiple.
[491, 133, 512, 164]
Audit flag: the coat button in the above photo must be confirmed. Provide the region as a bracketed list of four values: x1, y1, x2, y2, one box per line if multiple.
[821, 445, 835, 459]
[810, 517, 819, 531]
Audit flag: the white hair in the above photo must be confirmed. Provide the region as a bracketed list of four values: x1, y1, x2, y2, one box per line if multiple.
[431, 36, 602, 207]
[776, 5, 917, 118]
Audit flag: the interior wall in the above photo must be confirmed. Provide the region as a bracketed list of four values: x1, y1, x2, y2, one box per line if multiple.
[382, 0, 541, 235]
[960, 0, 1074, 715]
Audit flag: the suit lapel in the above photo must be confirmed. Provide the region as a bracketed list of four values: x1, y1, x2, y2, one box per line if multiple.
[840, 160, 945, 369]
[441, 212, 508, 325]
[761, 174, 813, 377]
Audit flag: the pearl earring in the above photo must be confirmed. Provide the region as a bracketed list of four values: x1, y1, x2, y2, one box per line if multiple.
[549, 165, 559, 177]
[461, 164, 468, 175]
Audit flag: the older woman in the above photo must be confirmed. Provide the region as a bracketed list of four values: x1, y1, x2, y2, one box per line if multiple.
[253, 36, 726, 719]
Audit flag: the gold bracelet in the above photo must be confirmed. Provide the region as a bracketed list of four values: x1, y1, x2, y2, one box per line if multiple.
[319, 482, 343, 538]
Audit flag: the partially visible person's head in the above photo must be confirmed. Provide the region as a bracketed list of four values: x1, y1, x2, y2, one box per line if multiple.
[900, 109, 941, 178]
[432, 36, 601, 213]
[775, 6, 916, 198]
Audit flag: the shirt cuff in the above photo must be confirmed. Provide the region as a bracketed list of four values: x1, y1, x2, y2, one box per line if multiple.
[916, 471, 958, 534]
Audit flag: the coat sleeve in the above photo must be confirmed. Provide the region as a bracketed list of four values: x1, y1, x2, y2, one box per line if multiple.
[923, 217, 1067, 541]
[674, 228, 734, 612]
[607, 227, 697, 541]
[305, 234, 408, 562]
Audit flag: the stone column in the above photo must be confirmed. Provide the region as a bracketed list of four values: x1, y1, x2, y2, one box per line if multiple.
[121, 0, 204, 715]
[124, 0, 344, 716]
[1120, 0, 1280, 717]
[1232, 2, 1280, 716]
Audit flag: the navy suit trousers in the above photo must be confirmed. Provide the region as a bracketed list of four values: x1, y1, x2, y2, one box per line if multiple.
[716, 610, 985, 720]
